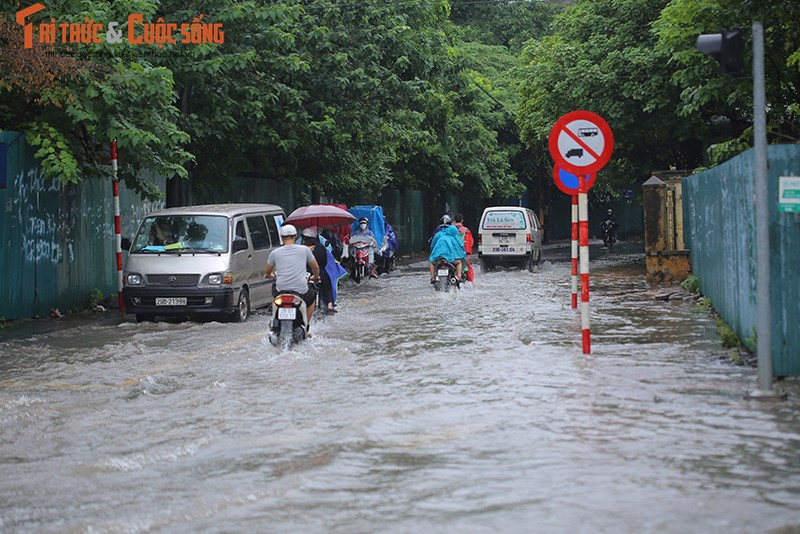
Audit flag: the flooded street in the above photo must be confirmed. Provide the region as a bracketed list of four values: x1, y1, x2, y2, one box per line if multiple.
[2, 245, 800, 533]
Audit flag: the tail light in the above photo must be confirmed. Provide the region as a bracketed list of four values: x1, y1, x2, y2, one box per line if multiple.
[526, 233, 531, 243]
[274, 295, 295, 306]
[477, 234, 482, 245]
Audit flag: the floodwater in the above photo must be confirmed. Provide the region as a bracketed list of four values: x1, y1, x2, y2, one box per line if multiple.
[2, 245, 799, 533]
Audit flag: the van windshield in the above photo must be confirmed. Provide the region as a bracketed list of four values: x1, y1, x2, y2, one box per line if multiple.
[130, 215, 229, 253]
[482, 211, 526, 230]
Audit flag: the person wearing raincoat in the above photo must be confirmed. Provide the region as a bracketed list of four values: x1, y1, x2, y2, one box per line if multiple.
[378, 216, 399, 274]
[428, 216, 466, 283]
[454, 213, 475, 282]
[349, 217, 380, 278]
[302, 226, 347, 314]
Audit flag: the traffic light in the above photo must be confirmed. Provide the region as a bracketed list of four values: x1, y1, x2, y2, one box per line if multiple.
[696, 29, 744, 76]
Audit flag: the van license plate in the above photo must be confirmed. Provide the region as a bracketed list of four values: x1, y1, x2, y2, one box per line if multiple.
[156, 297, 186, 306]
[278, 308, 296, 320]
[437, 269, 449, 276]
[492, 247, 515, 253]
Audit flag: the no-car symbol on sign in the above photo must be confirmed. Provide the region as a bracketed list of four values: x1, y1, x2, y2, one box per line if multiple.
[549, 110, 613, 175]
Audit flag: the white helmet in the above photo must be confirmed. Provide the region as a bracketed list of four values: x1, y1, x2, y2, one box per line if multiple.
[280, 224, 297, 237]
[441, 214, 452, 225]
[301, 226, 318, 238]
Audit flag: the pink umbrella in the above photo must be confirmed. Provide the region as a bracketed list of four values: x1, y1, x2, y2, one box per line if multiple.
[284, 204, 356, 229]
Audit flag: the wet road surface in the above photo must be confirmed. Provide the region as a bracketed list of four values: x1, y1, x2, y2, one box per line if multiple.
[1, 241, 799, 533]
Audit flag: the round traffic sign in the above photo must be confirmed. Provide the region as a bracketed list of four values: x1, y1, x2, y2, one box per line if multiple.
[548, 110, 614, 175]
[552, 166, 596, 195]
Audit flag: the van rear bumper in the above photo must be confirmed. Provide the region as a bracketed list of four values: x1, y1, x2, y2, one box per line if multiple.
[122, 286, 235, 317]
[478, 250, 533, 262]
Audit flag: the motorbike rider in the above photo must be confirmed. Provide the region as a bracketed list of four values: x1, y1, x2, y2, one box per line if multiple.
[429, 213, 452, 241]
[378, 216, 399, 273]
[350, 217, 379, 278]
[265, 224, 321, 333]
[601, 209, 619, 241]
[301, 226, 337, 314]
[454, 213, 475, 282]
[428, 215, 466, 283]
[320, 229, 344, 262]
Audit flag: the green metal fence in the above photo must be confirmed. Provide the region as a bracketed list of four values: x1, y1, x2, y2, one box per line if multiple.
[0, 131, 166, 320]
[683, 144, 800, 377]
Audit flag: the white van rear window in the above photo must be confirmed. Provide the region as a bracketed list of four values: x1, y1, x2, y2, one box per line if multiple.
[483, 211, 526, 230]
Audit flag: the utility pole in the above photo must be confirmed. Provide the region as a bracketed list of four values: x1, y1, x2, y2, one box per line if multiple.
[747, 22, 784, 400]
[697, 23, 785, 400]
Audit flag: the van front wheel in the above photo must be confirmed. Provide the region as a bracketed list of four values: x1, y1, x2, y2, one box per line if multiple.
[232, 289, 250, 322]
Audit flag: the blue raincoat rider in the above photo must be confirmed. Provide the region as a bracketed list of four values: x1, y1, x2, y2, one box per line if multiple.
[428, 215, 465, 283]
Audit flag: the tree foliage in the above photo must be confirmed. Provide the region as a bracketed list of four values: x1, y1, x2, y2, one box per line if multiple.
[1, 0, 542, 205]
[9, 0, 790, 212]
[654, 0, 800, 164]
[0, 1, 192, 199]
[517, 0, 706, 201]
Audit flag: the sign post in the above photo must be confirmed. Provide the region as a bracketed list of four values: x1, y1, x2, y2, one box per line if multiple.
[552, 166, 593, 310]
[578, 182, 590, 353]
[549, 111, 614, 354]
[571, 194, 578, 309]
[111, 140, 124, 316]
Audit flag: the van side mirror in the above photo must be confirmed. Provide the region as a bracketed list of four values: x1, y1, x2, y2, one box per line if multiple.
[121, 237, 131, 251]
[232, 237, 249, 253]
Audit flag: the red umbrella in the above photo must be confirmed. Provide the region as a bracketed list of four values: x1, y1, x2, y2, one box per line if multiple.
[284, 204, 356, 229]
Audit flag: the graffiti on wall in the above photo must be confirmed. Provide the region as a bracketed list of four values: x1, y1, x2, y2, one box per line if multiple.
[123, 199, 164, 238]
[14, 166, 75, 265]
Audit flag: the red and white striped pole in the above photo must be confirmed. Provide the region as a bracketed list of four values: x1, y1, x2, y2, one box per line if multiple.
[571, 194, 578, 309]
[111, 140, 124, 316]
[578, 180, 591, 354]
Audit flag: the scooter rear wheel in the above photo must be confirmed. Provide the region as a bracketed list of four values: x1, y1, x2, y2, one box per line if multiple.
[279, 320, 293, 349]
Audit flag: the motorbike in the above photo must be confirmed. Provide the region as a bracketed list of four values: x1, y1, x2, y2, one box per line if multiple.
[601, 219, 617, 250]
[376, 236, 397, 275]
[268, 277, 315, 348]
[348, 241, 372, 283]
[432, 258, 461, 292]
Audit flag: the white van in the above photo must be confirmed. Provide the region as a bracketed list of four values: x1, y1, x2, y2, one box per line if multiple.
[122, 204, 285, 322]
[477, 206, 543, 272]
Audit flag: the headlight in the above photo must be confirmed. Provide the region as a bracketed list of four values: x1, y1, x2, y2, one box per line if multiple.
[126, 273, 143, 286]
[208, 273, 223, 285]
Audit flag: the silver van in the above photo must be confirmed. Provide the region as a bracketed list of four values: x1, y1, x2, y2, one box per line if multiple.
[477, 206, 543, 272]
[122, 204, 285, 322]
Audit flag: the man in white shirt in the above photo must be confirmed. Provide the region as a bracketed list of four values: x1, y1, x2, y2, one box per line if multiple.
[265, 224, 321, 322]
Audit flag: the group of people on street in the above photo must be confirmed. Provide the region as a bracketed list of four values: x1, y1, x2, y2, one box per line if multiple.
[427, 213, 474, 284]
[266, 211, 484, 336]
[264, 215, 399, 336]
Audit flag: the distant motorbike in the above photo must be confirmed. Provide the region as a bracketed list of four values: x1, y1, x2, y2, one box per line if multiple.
[268, 277, 315, 348]
[349, 241, 372, 283]
[601, 219, 617, 250]
[432, 258, 460, 292]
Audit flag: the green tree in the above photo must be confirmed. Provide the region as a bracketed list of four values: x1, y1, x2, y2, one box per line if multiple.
[517, 0, 706, 203]
[150, 1, 310, 204]
[0, 0, 192, 199]
[654, 0, 800, 164]
[445, 0, 556, 210]
[449, 0, 555, 51]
